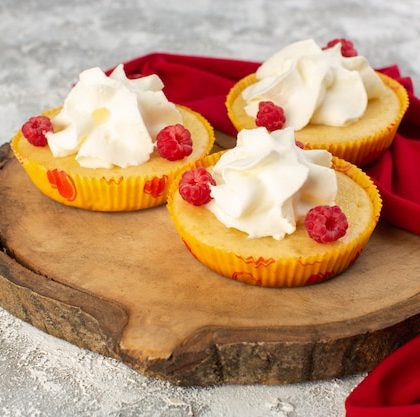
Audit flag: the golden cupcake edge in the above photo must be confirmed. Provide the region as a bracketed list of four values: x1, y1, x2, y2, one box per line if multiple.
[167, 152, 382, 287]
[226, 72, 409, 166]
[12, 106, 215, 211]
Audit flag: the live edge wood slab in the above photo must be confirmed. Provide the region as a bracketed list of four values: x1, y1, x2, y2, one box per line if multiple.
[0, 141, 419, 386]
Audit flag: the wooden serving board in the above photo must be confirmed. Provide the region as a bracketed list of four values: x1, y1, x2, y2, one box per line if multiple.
[0, 141, 419, 386]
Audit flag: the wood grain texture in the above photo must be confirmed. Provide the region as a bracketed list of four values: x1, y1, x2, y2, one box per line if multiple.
[1, 142, 419, 385]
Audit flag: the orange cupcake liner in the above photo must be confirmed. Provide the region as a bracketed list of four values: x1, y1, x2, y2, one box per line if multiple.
[226, 72, 409, 167]
[168, 153, 382, 287]
[11, 106, 215, 211]
[225, 73, 258, 132]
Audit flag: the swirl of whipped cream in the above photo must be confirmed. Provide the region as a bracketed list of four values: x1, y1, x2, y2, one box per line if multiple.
[46, 65, 181, 168]
[242, 39, 385, 130]
[206, 127, 337, 240]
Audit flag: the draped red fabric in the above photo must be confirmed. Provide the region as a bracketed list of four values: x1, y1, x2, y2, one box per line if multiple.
[345, 335, 420, 417]
[117, 53, 420, 235]
[365, 65, 420, 234]
[116, 53, 420, 416]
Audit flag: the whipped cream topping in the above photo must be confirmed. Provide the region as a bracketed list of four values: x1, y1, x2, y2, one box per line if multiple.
[206, 127, 337, 240]
[46, 65, 182, 168]
[242, 39, 385, 130]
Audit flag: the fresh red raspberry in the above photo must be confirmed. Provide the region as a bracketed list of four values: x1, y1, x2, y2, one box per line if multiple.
[156, 124, 193, 161]
[323, 38, 358, 57]
[21, 115, 53, 147]
[255, 101, 286, 131]
[295, 140, 305, 149]
[127, 73, 143, 79]
[304, 205, 348, 243]
[179, 167, 216, 206]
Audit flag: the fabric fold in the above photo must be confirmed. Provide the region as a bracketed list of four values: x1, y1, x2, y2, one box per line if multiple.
[345, 336, 420, 417]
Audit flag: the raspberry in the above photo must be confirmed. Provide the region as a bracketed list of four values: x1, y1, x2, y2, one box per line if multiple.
[156, 124, 193, 161]
[179, 167, 216, 206]
[295, 140, 305, 149]
[323, 38, 358, 57]
[127, 73, 143, 79]
[255, 101, 286, 131]
[21, 115, 53, 147]
[304, 205, 348, 243]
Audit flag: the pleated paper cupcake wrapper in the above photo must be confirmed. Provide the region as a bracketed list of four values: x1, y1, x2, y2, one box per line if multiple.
[226, 72, 409, 167]
[11, 106, 215, 211]
[168, 154, 382, 287]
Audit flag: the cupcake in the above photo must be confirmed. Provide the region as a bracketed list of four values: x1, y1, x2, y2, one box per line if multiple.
[12, 64, 214, 211]
[168, 127, 382, 287]
[226, 39, 408, 166]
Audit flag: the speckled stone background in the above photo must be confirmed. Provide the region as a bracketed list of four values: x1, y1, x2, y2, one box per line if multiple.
[1, 1, 419, 416]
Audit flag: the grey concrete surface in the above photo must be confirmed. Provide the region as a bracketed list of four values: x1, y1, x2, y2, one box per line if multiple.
[1, 1, 420, 416]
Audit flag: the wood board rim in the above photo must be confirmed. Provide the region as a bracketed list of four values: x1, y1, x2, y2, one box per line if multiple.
[1, 141, 419, 386]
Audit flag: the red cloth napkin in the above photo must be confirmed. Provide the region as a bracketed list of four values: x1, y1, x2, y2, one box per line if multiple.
[345, 335, 420, 417]
[366, 65, 420, 235]
[118, 53, 420, 416]
[119, 52, 420, 235]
